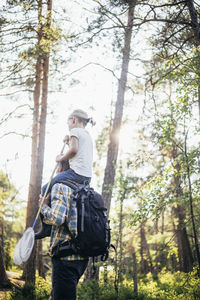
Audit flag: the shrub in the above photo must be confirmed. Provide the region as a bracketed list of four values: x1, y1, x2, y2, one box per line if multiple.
[6, 283, 36, 300]
[77, 280, 154, 300]
[77, 279, 100, 300]
[5, 276, 51, 300]
[139, 269, 200, 300]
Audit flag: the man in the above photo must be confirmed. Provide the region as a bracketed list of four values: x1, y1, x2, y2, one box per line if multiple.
[39, 161, 88, 300]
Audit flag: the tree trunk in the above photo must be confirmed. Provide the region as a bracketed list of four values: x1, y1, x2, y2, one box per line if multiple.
[117, 191, 125, 286]
[173, 205, 194, 272]
[84, 257, 99, 281]
[132, 249, 138, 295]
[184, 136, 200, 276]
[23, 0, 43, 284]
[186, 0, 200, 46]
[171, 212, 179, 271]
[161, 209, 164, 234]
[114, 235, 119, 293]
[102, 1, 136, 215]
[140, 220, 153, 274]
[198, 86, 200, 122]
[154, 219, 159, 274]
[23, 0, 52, 284]
[0, 244, 11, 288]
[185, 1, 200, 119]
[36, 240, 45, 278]
[85, 1, 136, 282]
[172, 146, 194, 272]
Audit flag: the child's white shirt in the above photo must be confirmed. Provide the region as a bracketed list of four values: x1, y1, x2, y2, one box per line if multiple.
[69, 128, 93, 177]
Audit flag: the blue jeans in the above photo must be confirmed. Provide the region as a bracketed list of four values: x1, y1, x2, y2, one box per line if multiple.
[42, 168, 91, 199]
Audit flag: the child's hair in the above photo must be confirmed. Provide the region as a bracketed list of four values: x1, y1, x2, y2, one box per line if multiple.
[70, 109, 96, 126]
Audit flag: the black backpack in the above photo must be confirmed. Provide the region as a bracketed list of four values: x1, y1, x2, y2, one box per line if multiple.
[52, 180, 111, 261]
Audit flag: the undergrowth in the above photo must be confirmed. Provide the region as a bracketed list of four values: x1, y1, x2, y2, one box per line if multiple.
[3, 269, 200, 300]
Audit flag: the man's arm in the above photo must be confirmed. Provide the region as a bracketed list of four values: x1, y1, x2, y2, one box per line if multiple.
[40, 184, 69, 226]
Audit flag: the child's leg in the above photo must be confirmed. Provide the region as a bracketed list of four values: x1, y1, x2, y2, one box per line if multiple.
[35, 183, 54, 240]
[41, 183, 48, 196]
[41, 168, 91, 200]
[56, 168, 91, 184]
[35, 212, 51, 240]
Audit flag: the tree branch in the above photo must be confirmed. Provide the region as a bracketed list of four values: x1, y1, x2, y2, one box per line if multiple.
[0, 132, 31, 139]
[63, 62, 119, 80]
[0, 89, 33, 96]
[133, 17, 191, 27]
[0, 104, 33, 126]
[93, 0, 126, 29]
[138, 1, 186, 9]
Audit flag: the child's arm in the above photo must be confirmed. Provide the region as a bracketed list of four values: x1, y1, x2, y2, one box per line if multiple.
[56, 136, 78, 162]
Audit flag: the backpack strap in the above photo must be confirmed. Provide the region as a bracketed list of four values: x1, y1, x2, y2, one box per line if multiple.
[52, 240, 78, 258]
[54, 179, 79, 191]
[61, 180, 90, 232]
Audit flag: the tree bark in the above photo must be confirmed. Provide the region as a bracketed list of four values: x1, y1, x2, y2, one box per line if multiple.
[114, 235, 119, 293]
[132, 249, 138, 295]
[184, 135, 200, 276]
[161, 209, 165, 234]
[185, 0, 200, 119]
[173, 205, 194, 272]
[171, 215, 179, 271]
[84, 257, 99, 281]
[140, 221, 153, 274]
[0, 244, 11, 288]
[172, 146, 194, 272]
[36, 240, 45, 278]
[198, 86, 200, 122]
[23, 0, 43, 283]
[85, 1, 136, 282]
[154, 219, 159, 274]
[185, 0, 200, 46]
[102, 1, 136, 214]
[23, 0, 52, 284]
[117, 190, 125, 286]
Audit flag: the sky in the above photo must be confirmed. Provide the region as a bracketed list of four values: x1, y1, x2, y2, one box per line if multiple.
[0, 67, 143, 199]
[0, 58, 144, 200]
[0, 0, 154, 199]
[1, 0, 199, 204]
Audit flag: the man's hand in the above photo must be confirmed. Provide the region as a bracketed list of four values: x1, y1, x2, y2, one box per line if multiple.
[38, 194, 50, 207]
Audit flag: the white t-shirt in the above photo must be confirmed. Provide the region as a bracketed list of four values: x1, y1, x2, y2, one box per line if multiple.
[69, 128, 93, 177]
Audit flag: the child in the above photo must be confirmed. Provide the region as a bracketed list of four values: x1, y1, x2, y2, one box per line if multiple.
[35, 109, 94, 239]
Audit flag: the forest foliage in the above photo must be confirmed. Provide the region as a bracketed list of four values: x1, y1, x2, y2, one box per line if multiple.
[0, 0, 200, 299]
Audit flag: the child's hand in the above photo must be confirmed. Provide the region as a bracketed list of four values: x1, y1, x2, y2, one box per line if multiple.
[63, 135, 70, 145]
[56, 154, 63, 162]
